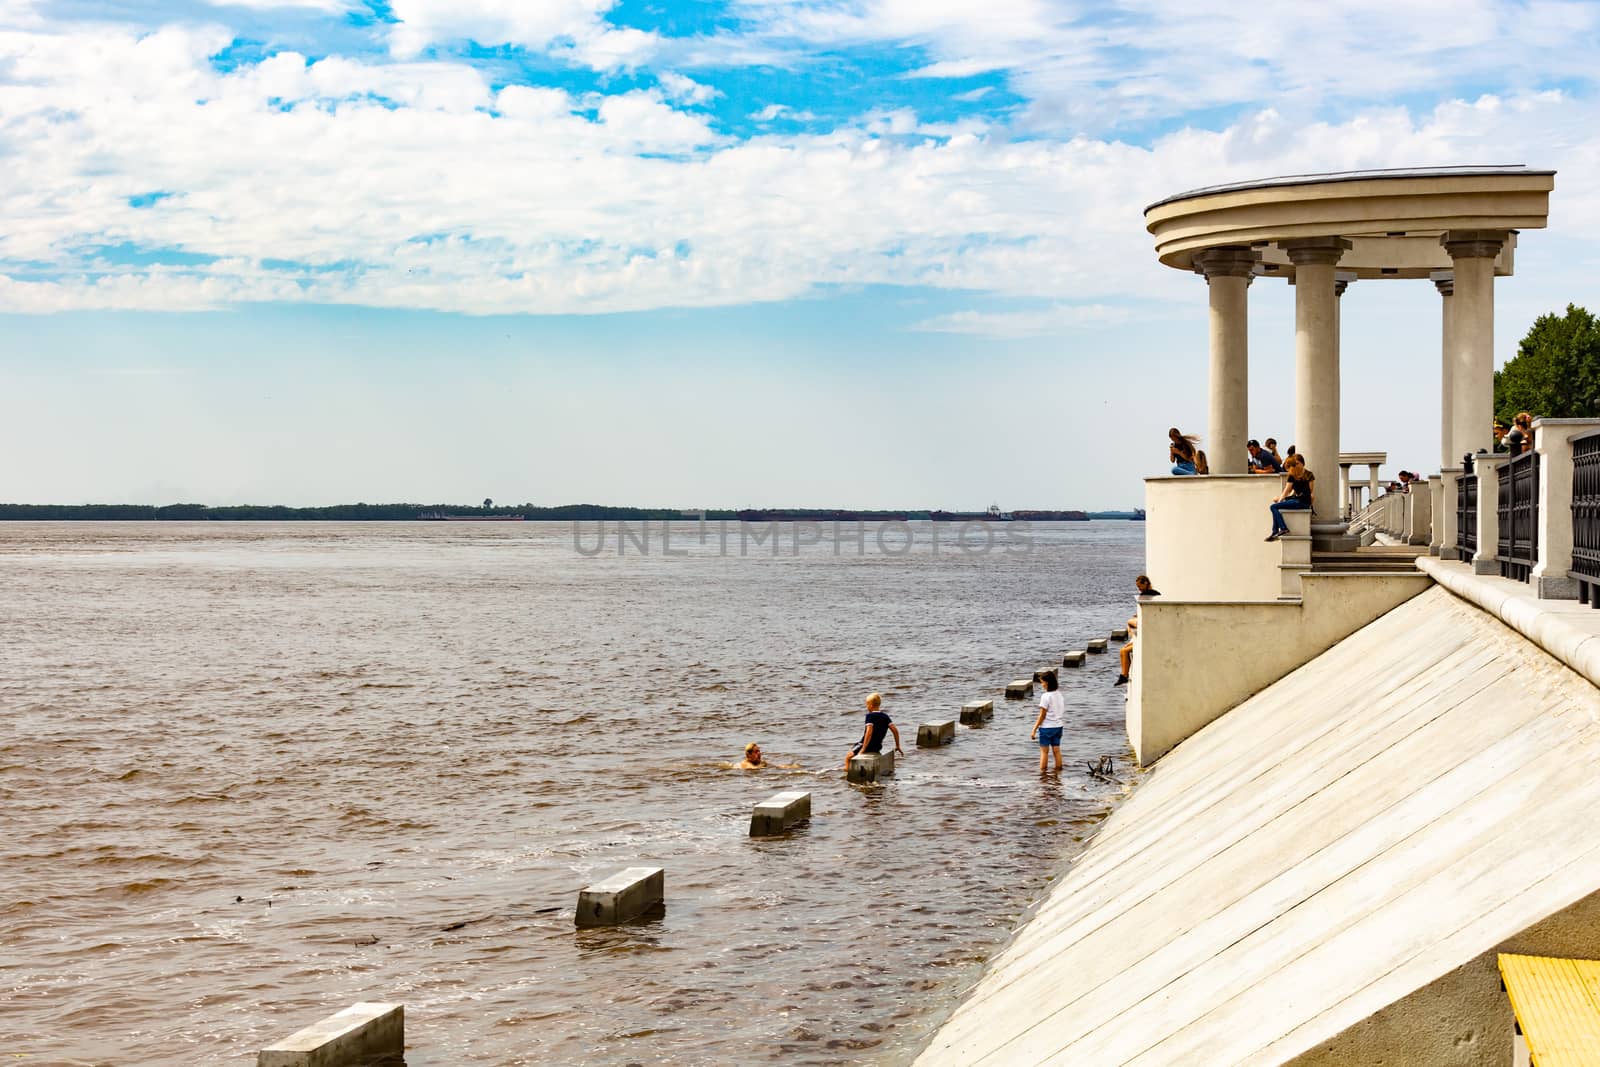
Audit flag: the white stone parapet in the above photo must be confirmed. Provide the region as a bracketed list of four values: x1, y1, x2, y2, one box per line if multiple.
[749, 791, 811, 836]
[575, 867, 664, 927]
[257, 1003, 403, 1067]
[1531, 418, 1600, 599]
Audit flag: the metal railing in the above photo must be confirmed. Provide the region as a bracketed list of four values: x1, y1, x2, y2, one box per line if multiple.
[1496, 450, 1540, 582]
[1457, 472, 1478, 557]
[1573, 430, 1600, 607]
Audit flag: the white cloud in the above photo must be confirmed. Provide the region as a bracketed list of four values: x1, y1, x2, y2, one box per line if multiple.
[386, 0, 657, 69]
[2, 17, 1599, 318]
[658, 71, 720, 106]
[913, 303, 1137, 338]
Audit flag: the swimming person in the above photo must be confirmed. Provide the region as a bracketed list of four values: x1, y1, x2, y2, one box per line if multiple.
[738, 743, 765, 769]
[1030, 670, 1065, 772]
[842, 692, 902, 770]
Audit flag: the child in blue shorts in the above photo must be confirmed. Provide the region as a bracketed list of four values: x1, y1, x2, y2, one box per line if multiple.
[1030, 670, 1065, 773]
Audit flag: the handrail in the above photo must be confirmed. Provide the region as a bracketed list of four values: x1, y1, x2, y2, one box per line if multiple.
[1457, 472, 1479, 556]
[1572, 430, 1600, 606]
[1497, 450, 1540, 582]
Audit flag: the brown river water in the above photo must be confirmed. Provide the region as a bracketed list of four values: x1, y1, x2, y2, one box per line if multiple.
[1, 520, 1144, 1065]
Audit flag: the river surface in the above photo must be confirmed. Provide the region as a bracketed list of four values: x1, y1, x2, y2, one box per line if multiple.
[1, 520, 1144, 1065]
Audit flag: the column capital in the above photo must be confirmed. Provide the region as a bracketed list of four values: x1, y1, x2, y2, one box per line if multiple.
[1192, 245, 1259, 280]
[1334, 271, 1356, 297]
[1430, 269, 1454, 297]
[1280, 236, 1352, 267]
[1441, 229, 1507, 261]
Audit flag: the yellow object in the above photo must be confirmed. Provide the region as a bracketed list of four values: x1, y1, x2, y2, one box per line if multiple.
[1499, 953, 1600, 1066]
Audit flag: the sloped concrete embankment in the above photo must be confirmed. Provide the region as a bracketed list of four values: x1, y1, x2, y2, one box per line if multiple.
[915, 586, 1600, 1066]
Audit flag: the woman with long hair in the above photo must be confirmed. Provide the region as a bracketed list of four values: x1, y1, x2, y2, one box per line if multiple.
[1169, 428, 1200, 476]
[1266, 454, 1314, 542]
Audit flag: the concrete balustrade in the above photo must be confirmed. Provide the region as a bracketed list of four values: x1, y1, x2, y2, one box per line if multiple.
[1004, 680, 1033, 699]
[257, 1002, 403, 1067]
[847, 751, 894, 783]
[960, 701, 994, 725]
[1531, 418, 1600, 599]
[1062, 651, 1085, 667]
[575, 867, 664, 927]
[1472, 455, 1509, 575]
[917, 720, 956, 747]
[749, 791, 811, 836]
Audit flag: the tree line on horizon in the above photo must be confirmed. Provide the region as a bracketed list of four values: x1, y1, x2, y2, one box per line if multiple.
[0, 503, 1143, 522]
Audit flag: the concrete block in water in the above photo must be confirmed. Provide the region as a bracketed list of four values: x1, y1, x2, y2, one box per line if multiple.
[1086, 638, 1108, 654]
[847, 751, 895, 783]
[257, 1002, 403, 1067]
[917, 720, 956, 746]
[1005, 679, 1034, 699]
[575, 866, 664, 926]
[959, 701, 993, 725]
[749, 791, 811, 836]
[1111, 628, 1129, 640]
[1062, 651, 1086, 668]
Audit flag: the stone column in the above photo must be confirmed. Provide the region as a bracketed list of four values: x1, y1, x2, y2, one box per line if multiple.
[1367, 463, 1380, 504]
[1282, 237, 1351, 528]
[1431, 271, 1455, 469]
[1193, 247, 1258, 476]
[1338, 461, 1354, 520]
[1442, 232, 1506, 462]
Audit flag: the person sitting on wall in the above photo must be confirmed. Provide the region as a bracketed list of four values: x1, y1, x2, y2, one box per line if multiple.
[1114, 575, 1161, 687]
[1265, 455, 1314, 543]
[842, 692, 902, 770]
[1264, 438, 1283, 467]
[1248, 439, 1283, 474]
[1194, 449, 1210, 475]
[1168, 428, 1200, 475]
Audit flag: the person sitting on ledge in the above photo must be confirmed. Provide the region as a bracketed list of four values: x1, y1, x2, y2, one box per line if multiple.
[1265, 438, 1283, 466]
[1168, 428, 1200, 475]
[1193, 449, 1210, 475]
[842, 692, 902, 770]
[1266, 455, 1314, 542]
[1248, 439, 1283, 474]
[1114, 574, 1161, 687]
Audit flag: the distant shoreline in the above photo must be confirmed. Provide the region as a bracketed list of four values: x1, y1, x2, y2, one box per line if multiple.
[0, 504, 1145, 522]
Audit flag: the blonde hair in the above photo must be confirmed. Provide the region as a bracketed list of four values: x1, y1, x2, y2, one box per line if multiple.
[865, 692, 882, 710]
[744, 742, 759, 755]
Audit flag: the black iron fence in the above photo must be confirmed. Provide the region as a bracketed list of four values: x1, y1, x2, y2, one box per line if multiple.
[1574, 431, 1600, 606]
[1456, 472, 1478, 557]
[1496, 450, 1540, 582]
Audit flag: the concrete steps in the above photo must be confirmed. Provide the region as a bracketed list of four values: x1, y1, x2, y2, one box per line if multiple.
[1311, 548, 1426, 574]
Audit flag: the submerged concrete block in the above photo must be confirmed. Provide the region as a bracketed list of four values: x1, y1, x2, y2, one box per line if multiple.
[1086, 638, 1108, 654]
[575, 866, 664, 927]
[1111, 628, 1129, 640]
[960, 700, 994, 724]
[257, 1002, 403, 1067]
[749, 790, 811, 836]
[847, 751, 895, 783]
[918, 720, 956, 746]
[1063, 651, 1086, 667]
[1005, 679, 1033, 699]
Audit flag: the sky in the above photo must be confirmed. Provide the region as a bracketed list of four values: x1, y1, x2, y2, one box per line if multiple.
[3, 0, 1600, 509]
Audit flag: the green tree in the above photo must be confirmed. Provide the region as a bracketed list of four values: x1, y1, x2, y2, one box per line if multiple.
[483, 497, 493, 509]
[1495, 304, 1600, 421]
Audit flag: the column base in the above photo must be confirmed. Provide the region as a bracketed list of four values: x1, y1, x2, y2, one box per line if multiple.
[1471, 558, 1499, 575]
[1440, 546, 1463, 561]
[1311, 523, 1358, 552]
[1535, 574, 1581, 600]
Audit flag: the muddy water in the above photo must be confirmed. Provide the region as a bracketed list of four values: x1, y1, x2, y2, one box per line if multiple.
[0, 520, 1143, 1065]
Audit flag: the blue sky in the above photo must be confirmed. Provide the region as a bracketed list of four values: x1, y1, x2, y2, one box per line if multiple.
[3, 0, 1600, 507]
